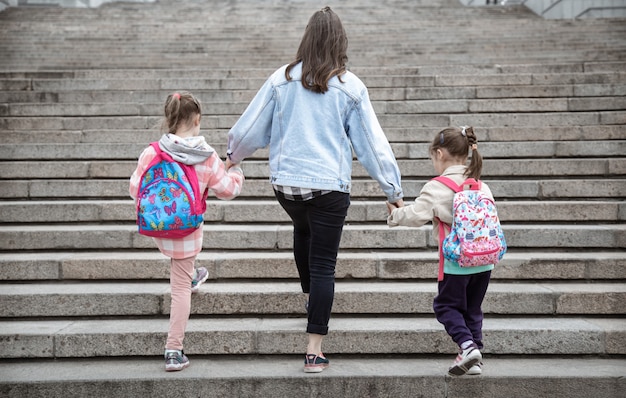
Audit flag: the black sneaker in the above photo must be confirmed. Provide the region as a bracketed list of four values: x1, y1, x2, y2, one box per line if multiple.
[304, 353, 329, 373]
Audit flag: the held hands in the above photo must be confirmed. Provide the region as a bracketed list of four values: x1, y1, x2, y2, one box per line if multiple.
[225, 157, 238, 170]
[386, 199, 404, 214]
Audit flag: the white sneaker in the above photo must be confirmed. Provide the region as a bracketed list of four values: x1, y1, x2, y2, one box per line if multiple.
[448, 346, 482, 376]
[467, 362, 482, 375]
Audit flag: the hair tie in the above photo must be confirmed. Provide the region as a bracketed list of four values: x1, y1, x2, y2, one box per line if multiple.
[471, 143, 478, 151]
[172, 93, 181, 100]
[460, 126, 467, 137]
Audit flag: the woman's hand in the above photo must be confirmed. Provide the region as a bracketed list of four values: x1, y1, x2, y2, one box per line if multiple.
[386, 199, 404, 214]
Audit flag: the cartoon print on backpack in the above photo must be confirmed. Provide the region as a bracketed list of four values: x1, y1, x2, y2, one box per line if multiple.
[435, 176, 507, 268]
[136, 142, 207, 238]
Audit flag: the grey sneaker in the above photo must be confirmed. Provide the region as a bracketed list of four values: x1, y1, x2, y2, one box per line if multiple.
[191, 267, 209, 293]
[164, 350, 190, 372]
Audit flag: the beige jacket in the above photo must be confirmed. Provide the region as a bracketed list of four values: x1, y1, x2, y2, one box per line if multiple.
[387, 164, 495, 243]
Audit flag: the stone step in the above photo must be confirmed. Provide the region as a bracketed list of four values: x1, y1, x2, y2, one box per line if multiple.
[1, 281, 625, 318]
[2, 157, 624, 181]
[1, 61, 624, 80]
[1, 2, 623, 70]
[2, 125, 623, 144]
[2, 110, 624, 131]
[3, 83, 626, 105]
[2, 178, 624, 200]
[2, 251, 624, 282]
[1, 357, 624, 398]
[0, 224, 624, 251]
[4, 96, 626, 117]
[0, 316, 624, 358]
[0, 200, 623, 224]
[2, 70, 623, 91]
[2, 139, 624, 161]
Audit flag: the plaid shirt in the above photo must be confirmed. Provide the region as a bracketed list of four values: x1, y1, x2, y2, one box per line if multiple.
[130, 145, 244, 259]
[273, 185, 332, 201]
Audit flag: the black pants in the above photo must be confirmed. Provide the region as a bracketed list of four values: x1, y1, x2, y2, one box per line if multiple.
[275, 190, 350, 335]
[433, 271, 491, 350]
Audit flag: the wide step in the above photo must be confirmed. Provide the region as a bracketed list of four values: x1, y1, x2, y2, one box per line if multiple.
[1, 317, 624, 357]
[2, 281, 624, 317]
[1, 357, 624, 398]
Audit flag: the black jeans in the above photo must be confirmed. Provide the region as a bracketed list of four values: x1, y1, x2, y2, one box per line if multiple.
[433, 271, 491, 350]
[275, 190, 350, 335]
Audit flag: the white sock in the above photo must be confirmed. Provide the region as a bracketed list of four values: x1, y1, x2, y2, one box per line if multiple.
[460, 340, 475, 350]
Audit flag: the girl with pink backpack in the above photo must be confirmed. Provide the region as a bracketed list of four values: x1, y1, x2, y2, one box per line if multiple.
[387, 126, 505, 376]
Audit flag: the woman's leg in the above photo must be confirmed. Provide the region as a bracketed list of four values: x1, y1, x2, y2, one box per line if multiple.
[305, 192, 350, 343]
[275, 191, 311, 294]
[166, 255, 196, 350]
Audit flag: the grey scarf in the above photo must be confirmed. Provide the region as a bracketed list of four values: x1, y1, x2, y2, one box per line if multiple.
[158, 134, 215, 165]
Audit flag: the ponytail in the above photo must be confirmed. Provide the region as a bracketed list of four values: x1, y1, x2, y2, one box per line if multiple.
[464, 126, 483, 180]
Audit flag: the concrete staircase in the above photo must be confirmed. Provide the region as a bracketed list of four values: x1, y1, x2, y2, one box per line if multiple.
[0, 0, 625, 397]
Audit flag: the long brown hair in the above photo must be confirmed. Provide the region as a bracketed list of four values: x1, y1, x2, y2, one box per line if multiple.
[285, 6, 348, 93]
[162, 91, 202, 134]
[430, 126, 483, 180]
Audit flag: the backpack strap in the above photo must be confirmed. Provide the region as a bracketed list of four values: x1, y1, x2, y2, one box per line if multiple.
[431, 176, 460, 281]
[460, 177, 482, 191]
[432, 176, 461, 193]
[434, 216, 449, 282]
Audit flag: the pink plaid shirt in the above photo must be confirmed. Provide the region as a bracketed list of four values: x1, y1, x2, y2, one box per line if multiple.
[130, 145, 244, 259]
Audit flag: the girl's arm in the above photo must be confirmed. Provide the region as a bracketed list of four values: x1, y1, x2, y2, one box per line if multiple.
[129, 146, 156, 202]
[387, 185, 437, 227]
[202, 151, 245, 200]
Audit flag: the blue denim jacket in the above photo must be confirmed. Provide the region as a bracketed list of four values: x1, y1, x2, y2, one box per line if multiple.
[227, 62, 403, 202]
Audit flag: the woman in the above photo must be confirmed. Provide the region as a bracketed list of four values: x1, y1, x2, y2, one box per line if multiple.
[226, 6, 403, 373]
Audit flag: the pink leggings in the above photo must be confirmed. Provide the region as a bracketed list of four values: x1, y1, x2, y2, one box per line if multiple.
[165, 255, 195, 350]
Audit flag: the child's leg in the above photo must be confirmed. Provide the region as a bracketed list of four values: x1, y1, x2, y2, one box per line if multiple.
[464, 271, 491, 350]
[166, 255, 196, 350]
[433, 274, 474, 348]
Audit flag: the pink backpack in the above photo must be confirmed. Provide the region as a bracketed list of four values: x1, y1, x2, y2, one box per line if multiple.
[433, 176, 507, 281]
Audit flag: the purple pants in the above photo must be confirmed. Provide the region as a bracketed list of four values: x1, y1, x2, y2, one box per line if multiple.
[433, 271, 491, 349]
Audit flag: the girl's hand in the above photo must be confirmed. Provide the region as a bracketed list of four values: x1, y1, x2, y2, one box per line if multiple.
[225, 158, 237, 170]
[386, 199, 404, 214]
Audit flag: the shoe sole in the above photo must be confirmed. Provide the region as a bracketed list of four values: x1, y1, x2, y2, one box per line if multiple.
[304, 364, 328, 373]
[448, 350, 482, 376]
[165, 362, 190, 372]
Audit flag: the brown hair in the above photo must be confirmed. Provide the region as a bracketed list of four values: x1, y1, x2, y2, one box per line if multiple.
[285, 6, 348, 93]
[430, 126, 483, 180]
[162, 91, 202, 134]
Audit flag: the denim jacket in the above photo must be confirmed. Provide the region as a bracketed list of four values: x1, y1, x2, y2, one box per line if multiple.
[227, 62, 403, 202]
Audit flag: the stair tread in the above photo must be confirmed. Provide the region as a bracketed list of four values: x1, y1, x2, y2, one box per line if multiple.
[1, 356, 623, 381]
[1, 317, 623, 357]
